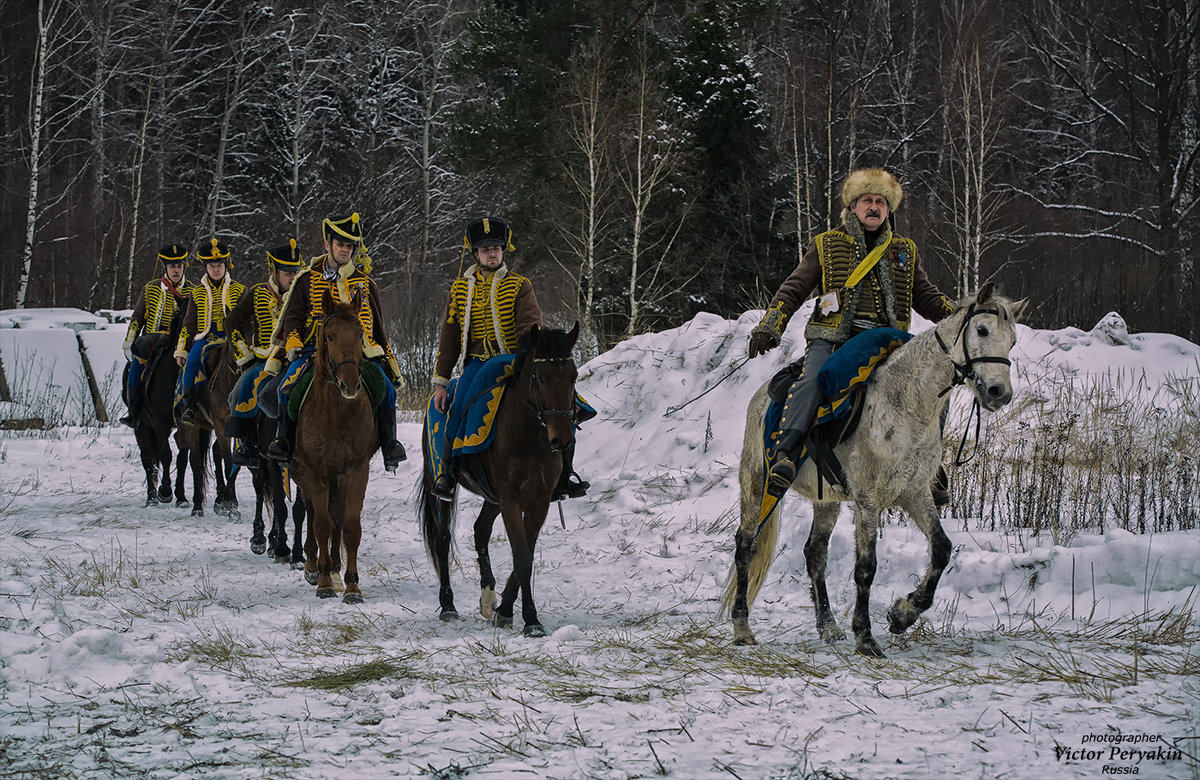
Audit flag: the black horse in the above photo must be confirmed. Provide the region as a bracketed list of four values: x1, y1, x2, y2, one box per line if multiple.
[128, 313, 195, 508]
[243, 396, 306, 567]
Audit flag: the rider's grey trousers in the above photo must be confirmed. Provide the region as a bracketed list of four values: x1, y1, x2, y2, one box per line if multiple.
[776, 338, 835, 456]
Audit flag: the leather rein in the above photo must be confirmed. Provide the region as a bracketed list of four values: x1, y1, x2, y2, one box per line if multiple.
[525, 355, 576, 450]
[934, 302, 1014, 465]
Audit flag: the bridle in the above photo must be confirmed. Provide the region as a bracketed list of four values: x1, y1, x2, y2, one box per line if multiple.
[934, 302, 1012, 399]
[934, 301, 1014, 465]
[320, 309, 363, 393]
[525, 354, 576, 450]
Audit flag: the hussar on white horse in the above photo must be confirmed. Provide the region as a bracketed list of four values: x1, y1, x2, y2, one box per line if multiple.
[722, 283, 1028, 657]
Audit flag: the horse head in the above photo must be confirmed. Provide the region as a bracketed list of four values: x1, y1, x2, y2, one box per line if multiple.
[937, 282, 1029, 411]
[523, 321, 580, 452]
[319, 288, 364, 400]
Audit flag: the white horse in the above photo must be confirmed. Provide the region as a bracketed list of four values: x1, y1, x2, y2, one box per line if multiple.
[721, 284, 1028, 657]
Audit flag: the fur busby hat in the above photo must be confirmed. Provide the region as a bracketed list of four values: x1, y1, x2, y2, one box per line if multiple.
[157, 243, 188, 266]
[266, 238, 303, 271]
[840, 167, 904, 223]
[464, 216, 515, 252]
[323, 212, 363, 245]
[196, 238, 232, 268]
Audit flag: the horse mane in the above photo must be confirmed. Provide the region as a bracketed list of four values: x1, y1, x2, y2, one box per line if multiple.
[516, 326, 575, 359]
[951, 284, 1026, 325]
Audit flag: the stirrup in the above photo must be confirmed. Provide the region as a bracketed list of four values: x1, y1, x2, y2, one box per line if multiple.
[382, 441, 407, 473]
[552, 472, 589, 501]
[432, 473, 455, 502]
[266, 439, 291, 463]
[767, 456, 797, 497]
[231, 438, 252, 466]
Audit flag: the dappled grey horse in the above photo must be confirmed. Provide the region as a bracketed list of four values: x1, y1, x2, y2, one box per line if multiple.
[722, 284, 1028, 657]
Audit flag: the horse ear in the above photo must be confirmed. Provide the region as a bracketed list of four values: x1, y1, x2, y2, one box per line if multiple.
[976, 281, 995, 305]
[321, 287, 336, 314]
[567, 320, 580, 347]
[529, 323, 541, 349]
[1008, 297, 1030, 323]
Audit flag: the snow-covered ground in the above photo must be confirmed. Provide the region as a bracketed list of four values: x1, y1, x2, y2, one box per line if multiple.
[1, 306, 1198, 779]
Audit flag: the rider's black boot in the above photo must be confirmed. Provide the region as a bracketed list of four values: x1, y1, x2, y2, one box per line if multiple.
[375, 403, 407, 473]
[266, 413, 293, 463]
[552, 441, 589, 501]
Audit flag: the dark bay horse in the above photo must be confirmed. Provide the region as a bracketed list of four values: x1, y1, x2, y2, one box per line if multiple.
[721, 285, 1027, 657]
[417, 323, 581, 637]
[246, 412, 306, 568]
[176, 336, 240, 518]
[130, 312, 195, 508]
[291, 291, 378, 603]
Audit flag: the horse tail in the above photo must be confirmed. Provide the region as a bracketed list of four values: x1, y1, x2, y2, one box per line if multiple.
[417, 428, 455, 574]
[720, 384, 779, 615]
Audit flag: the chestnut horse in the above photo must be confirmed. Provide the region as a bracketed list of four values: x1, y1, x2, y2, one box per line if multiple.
[291, 291, 378, 603]
[417, 323, 580, 637]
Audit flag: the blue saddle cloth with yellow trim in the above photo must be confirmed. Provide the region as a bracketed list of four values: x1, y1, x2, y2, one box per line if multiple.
[762, 328, 914, 468]
[451, 354, 520, 455]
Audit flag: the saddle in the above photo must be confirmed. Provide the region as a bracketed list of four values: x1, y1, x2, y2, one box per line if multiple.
[763, 328, 914, 495]
[285, 360, 387, 421]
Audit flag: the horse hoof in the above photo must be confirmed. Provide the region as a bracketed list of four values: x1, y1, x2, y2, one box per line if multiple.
[732, 634, 758, 647]
[191, 507, 204, 517]
[887, 599, 919, 634]
[159, 488, 173, 502]
[304, 571, 319, 585]
[343, 592, 364, 605]
[491, 613, 514, 629]
[440, 610, 459, 622]
[291, 559, 305, 571]
[274, 553, 290, 565]
[817, 620, 846, 643]
[855, 638, 885, 658]
[523, 624, 546, 638]
[145, 497, 157, 508]
[250, 539, 266, 555]
[176, 499, 190, 508]
[316, 587, 337, 599]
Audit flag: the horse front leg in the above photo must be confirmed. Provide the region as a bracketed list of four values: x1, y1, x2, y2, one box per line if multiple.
[510, 502, 549, 638]
[301, 493, 326, 590]
[311, 495, 336, 598]
[730, 528, 757, 645]
[290, 486, 306, 569]
[249, 465, 267, 555]
[888, 490, 952, 635]
[157, 435, 173, 504]
[806, 501, 845, 642]
[474, 504, 501, 620]
[173, 440, 190, 507]
[189, 439, 207, 517]
[268, 465, 290, 563]
[851, 502, 884, 658]
[339, 468, 368, 604]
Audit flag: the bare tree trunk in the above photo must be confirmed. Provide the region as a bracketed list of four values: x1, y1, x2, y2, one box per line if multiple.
[205, 63, 243, 237]
[17, 0, 52, 309]
[125, 77, 155, 307]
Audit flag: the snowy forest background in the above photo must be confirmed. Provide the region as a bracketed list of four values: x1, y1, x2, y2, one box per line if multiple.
[3, 0, 1199, 388]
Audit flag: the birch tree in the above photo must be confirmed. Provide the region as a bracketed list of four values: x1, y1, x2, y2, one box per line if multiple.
[16, 0, 93, 308]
